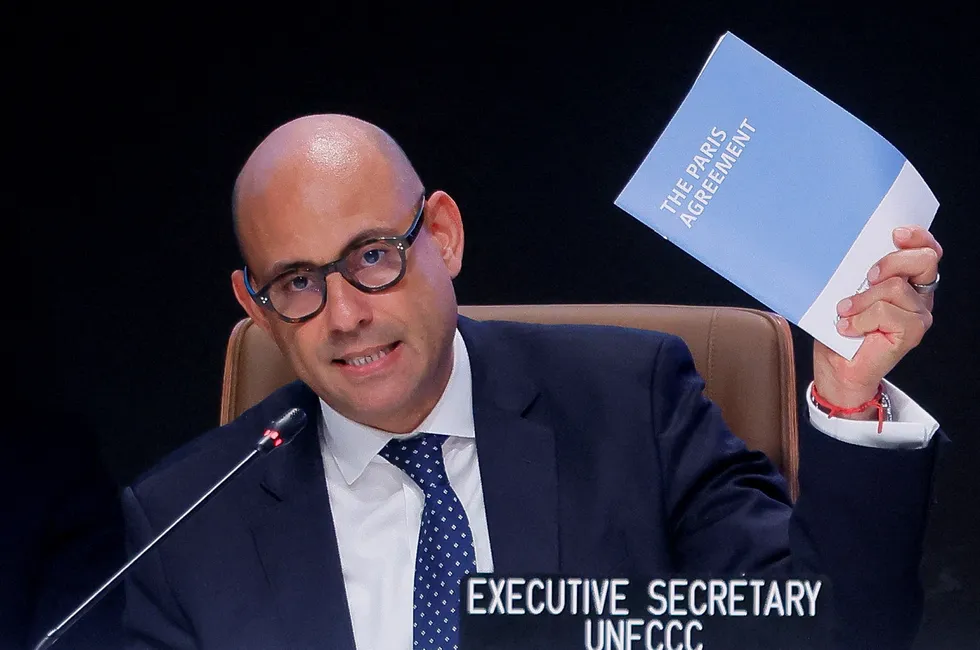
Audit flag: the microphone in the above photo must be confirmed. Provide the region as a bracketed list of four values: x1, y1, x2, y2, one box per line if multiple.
[32, 407, 309, 650]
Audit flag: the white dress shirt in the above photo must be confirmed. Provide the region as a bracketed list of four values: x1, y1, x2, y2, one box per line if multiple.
[318, 330, 492, 650]
[318, 328, 939, 649]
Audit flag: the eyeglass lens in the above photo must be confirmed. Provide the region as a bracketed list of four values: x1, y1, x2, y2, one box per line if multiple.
[266, 240, 405, 319]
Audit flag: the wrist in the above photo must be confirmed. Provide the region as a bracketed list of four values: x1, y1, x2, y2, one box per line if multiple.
[811, 379, 879, 420]
[813, 396, 877, 421]
[810, 382, 892, 431]
[812, 373, 879, 409]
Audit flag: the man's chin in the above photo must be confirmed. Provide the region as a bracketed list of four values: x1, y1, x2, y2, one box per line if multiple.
[316, 382, 422, 432]
[352, 400, 423, 433]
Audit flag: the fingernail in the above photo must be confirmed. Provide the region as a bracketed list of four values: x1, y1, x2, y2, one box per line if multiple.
[837, 298, 852, 314]
[867, 265, 880, 282]
[836, 317, 849, 332]
[894, 227, 911, 241]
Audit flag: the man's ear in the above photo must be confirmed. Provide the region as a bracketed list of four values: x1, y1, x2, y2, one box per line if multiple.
[424, 190, 464, 278]
[231, 269, 276, 336]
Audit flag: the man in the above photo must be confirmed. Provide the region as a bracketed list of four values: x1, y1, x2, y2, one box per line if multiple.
[123, 114, 943, 649]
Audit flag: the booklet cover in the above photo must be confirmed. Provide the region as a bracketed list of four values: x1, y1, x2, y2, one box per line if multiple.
[615, 32, 939, 359]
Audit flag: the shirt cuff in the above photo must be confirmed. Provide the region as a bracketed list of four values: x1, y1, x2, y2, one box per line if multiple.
[806, 379, 940, 449]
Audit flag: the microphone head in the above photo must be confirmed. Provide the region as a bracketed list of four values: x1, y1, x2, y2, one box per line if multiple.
[257, 408, 308, 453]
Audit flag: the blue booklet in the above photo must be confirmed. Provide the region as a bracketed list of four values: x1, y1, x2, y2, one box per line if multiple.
[615, 32, 939, 359]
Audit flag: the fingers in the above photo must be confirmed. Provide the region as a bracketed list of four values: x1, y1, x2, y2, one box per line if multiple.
[837, 276, 927, 318]
[870, 247, 940, 287]
[870, 226, 942, 286]
[836, 298, 933, 348]
[892, 225, 943, 259]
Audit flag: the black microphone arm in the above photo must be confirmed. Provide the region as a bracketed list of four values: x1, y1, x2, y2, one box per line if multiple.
[33, 407, 309, 650]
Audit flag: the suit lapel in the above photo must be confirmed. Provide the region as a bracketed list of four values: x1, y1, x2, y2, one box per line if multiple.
[459, 317, 561, 575]
[246, 384, 356, 650]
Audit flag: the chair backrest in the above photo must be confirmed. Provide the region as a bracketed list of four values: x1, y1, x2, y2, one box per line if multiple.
[221, 304, 798, 498]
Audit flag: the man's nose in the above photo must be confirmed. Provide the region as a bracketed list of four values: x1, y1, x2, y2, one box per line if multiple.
[320, 273, 372, 333]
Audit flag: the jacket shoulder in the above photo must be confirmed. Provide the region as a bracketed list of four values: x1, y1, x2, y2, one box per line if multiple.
[128, 381, 316, 499]
[471, 318, 689, 382]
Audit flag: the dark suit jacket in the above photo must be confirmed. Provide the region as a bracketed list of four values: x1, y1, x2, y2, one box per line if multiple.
[122, 317, 941, 649]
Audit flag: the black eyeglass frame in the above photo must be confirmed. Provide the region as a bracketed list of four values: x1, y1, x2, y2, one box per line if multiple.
[243, 192, 427, 323]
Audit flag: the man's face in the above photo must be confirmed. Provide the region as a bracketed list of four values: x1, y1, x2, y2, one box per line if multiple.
[233, 172, 464, 433]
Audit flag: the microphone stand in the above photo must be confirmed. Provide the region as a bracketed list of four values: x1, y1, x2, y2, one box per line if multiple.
[33, 408, 307, 650]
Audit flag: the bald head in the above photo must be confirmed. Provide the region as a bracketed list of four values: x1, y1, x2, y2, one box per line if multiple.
[228, 114, 465, 434]
[232, 114, 422, 266]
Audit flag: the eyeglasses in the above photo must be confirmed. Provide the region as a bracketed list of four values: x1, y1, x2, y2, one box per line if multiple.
[243, 193, 426, 323]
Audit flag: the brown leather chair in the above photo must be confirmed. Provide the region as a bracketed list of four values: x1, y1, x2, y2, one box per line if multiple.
[220, 304, 799, 498]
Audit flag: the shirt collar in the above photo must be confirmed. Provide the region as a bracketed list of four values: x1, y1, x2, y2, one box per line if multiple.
[319, 329, 475, 485]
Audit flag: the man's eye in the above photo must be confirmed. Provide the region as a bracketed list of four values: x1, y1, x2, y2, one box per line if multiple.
[278, 273, 314, 293]
[361, 248, 386, 265]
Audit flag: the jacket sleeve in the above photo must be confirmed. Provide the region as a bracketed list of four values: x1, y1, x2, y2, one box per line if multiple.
[121, 486, 198, 650]
[651, 334, 942, 649]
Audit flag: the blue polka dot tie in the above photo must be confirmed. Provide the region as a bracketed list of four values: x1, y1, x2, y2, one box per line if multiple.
[380, 433, 476, 650]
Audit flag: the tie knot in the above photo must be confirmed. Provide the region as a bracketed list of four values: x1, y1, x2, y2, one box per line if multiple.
[379, 433, 449, 490]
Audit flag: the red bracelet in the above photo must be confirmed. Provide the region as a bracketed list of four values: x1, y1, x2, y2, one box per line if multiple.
[811, 383, 887, 433]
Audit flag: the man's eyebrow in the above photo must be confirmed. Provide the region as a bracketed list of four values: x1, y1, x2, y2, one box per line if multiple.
[264, 226, 402, 278]
[265, 259, 319, 278]
[344, 226, 401, 245]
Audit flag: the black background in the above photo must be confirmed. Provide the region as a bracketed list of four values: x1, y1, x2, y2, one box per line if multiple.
[13, 3, 979, 647]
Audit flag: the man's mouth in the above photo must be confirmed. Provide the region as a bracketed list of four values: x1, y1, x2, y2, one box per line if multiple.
[334, 342, 400, 367]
